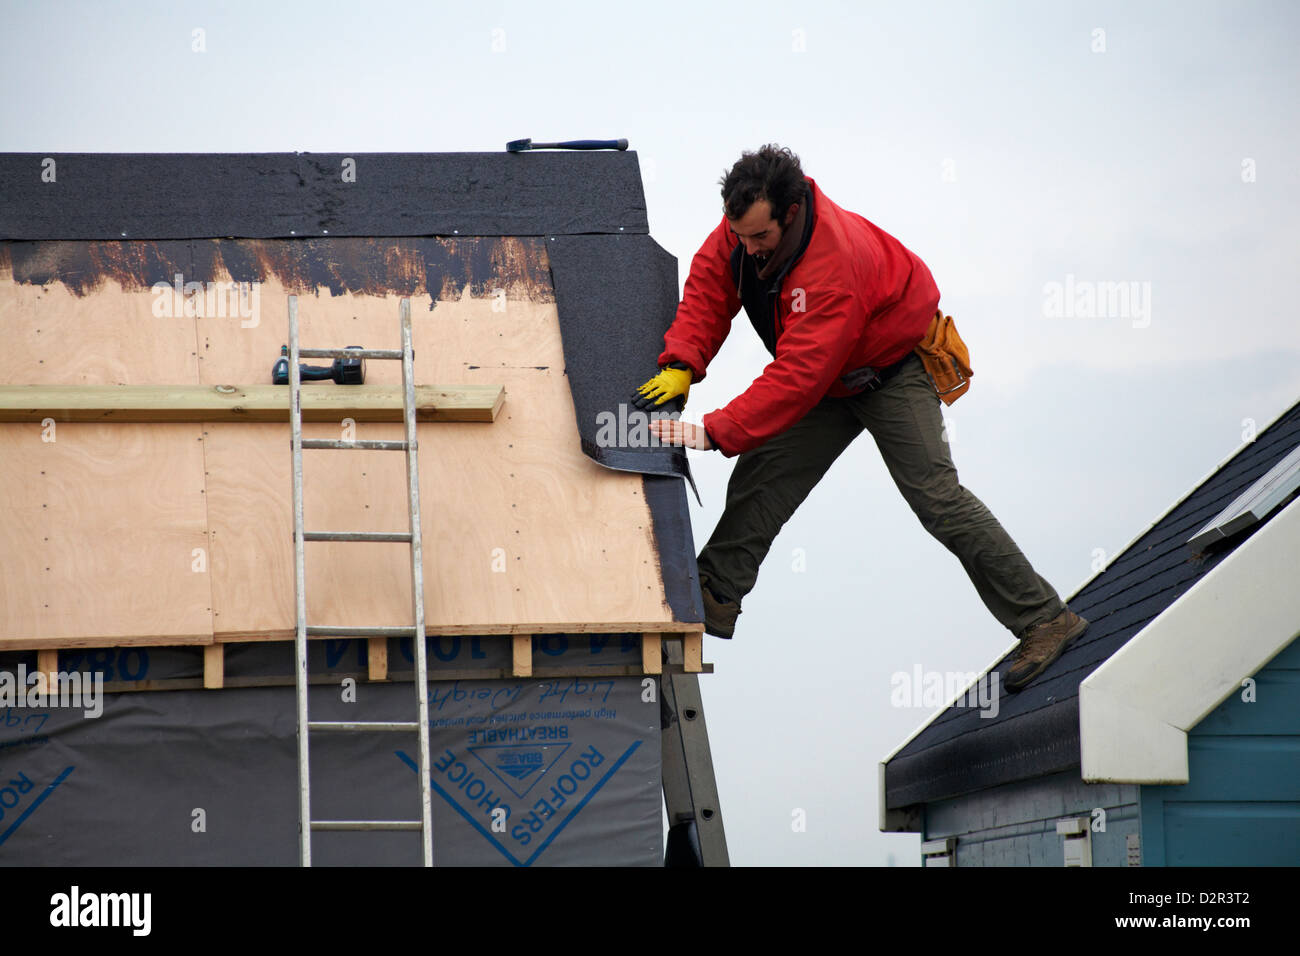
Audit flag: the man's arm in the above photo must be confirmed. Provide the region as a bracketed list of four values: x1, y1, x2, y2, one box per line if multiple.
[656, 218, 742, 383]
[700, 286, 863, 457]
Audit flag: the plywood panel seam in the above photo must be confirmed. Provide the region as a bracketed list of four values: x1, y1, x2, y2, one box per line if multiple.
[197, 419, 218, 648]
[190, 248, 219, 650]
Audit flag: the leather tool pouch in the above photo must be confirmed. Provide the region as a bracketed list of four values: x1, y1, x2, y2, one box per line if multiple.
[913, 310, 972, 405]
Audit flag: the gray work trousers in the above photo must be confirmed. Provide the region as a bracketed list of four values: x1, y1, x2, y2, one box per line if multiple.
[695, 353, 1065, 638]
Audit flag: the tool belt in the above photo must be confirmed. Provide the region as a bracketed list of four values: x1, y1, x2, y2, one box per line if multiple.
[912, 310, 972, 405]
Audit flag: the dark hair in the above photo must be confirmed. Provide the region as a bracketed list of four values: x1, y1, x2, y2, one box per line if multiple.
[719, 145, 806, 222]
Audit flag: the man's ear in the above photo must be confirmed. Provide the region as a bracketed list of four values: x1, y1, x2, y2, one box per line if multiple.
[783, 203, 799, 226]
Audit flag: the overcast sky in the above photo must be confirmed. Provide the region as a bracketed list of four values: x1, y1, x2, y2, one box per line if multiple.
[3, 0, 1298, 866]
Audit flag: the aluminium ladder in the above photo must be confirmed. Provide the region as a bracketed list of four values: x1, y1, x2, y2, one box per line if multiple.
[288, 295, 435, 867]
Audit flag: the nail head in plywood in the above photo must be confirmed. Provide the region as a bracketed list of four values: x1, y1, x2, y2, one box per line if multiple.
[642, 633, 662, 675]
[2, 267, 202, 388]
[368, 637, 389, 681]
[203, 644, 224, 689]
[0, 422, 212, 648]
[512, 635, 533, 678]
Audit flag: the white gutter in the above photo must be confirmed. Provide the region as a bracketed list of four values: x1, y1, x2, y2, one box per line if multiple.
[1079, 494, 1300, 782]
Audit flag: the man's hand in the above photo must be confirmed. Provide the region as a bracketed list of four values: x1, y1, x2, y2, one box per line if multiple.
[630, 362, 692, 411]
[648, 418, 714, 450]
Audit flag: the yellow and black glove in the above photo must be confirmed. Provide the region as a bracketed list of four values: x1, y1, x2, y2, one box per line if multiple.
[630, 361, 692, 411]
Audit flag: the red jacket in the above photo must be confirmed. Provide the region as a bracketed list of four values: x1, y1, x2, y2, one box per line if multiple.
[658, 177, 940, 457]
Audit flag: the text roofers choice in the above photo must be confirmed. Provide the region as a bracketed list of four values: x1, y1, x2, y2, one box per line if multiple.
[405, 677, 642, 865]
[50, 887, 151, 936]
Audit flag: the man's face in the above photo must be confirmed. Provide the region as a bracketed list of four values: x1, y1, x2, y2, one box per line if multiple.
[727, 198, 798, 259]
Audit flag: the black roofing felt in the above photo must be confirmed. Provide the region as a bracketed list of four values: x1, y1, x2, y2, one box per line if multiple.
[0, 151, 703, 626]
[886, 397, 1300, 809]
[547, 234, 698, 500]
[0, 152, 649, 240]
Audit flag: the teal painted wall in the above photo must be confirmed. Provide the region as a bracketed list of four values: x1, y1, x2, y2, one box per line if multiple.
[1139, 637, 1300, 866]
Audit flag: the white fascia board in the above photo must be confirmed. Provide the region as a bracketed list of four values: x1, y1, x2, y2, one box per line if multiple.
[1079, 495, 1300, 783]
[878, 763, 891, 832]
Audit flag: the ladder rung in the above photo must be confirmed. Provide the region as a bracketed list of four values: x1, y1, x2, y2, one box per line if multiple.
[300, 439, 411, 451]
[299, 348, 404, 360]
[306, 626, 419, 638]
[308, 721, 420, 733]
[310, 820, 424, 832]
[303, 531, 413, 542]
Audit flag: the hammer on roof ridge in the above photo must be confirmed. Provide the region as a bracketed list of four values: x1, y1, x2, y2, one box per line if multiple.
[506, 138, 629, 152]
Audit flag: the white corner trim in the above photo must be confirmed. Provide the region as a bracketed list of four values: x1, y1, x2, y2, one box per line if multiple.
[878, 762, 891, 832]
[1080, 495, 1300, 783]
[1078, 683, 1189, 782]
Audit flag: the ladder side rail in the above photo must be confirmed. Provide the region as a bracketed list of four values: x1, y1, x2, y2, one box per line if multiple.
[401, 299, 436, 867]
[289, 295, 313, 867]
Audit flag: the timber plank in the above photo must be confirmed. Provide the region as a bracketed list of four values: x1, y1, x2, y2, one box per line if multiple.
[203, 644, 224, 689]
[683, 633, 703, 673]
[642, 633, 662, 675]
[0, 384, 504, 423]
[512, 635, 533, 677]
[368, 637, 388, 681]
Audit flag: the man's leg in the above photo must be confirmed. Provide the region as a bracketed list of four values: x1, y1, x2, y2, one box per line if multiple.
[849, 354, 1065, 636]
[696, 396, 864, 616]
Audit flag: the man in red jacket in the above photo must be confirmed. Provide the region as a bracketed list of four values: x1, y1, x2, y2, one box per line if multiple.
[636, 145, 1086, 692]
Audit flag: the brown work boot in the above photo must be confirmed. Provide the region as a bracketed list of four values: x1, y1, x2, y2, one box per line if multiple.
[699, 577, 740, 639]
[1005, 608, 1088, 692]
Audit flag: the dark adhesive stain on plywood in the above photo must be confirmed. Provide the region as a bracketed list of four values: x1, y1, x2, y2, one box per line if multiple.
[0, 237, 555, 303]
[0, 240, 194, 297]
